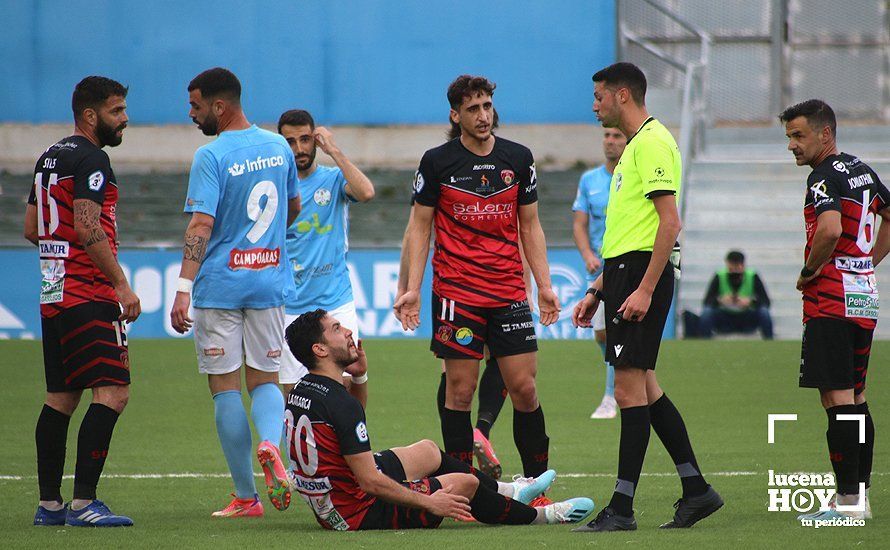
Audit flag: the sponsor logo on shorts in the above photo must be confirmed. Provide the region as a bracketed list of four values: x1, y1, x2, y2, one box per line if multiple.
[437, 325, 453, 343]
[501, 169, 514, 185]
[614, 344, 624, 356]
[203, 347, 225, 357]
[267, 349, 282, 358]
[407, 480, 430, 494]
[455, 327, 474, 345]
[500, 321, 534, 332]
[228, 247, 280, 270]
[291, 474, 332, 495]
[38, 240, 69, 258]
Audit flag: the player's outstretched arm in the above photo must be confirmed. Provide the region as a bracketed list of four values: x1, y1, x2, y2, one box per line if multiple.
[314, 126, 375, 202]
[618, 194, 680, 322]
[170, 212, 215, 333]
[344, 451, 471, 520]
[872, 209, 890, 267]
[23, 204, 39, 246]
[518, 202, 560, 326]
[393, 209, 414, 322]
[393, 204, 435, 331]
[73, 198, 141, 322]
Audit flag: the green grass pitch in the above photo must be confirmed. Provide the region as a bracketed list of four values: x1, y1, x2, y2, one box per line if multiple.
[1, 339, 886, 547]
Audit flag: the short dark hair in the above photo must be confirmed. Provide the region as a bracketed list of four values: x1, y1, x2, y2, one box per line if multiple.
[277, 109, 315, 134]
[188, 67, 241, 102]
[447, 74, 496, 110]
[778, 99, 836, 138]
[726, 250, 745, 264]
[71, 76, 128, 120]
[285, 309, 328, 370]
[592, 62, 647, 105]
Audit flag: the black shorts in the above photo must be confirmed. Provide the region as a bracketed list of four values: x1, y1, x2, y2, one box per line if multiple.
[602, 251, 674, 370]
[800, 317, 873, 393]
[430, 291, 537, 360]
[42, 301, 130, 393]
[358, 450, 444, 530]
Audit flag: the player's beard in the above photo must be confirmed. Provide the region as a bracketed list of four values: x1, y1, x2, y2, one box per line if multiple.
[97, 117, 126, 147]
[194, 112, 219, 136]
[296, 146, 316, 171]
[332, 345, 359, 369]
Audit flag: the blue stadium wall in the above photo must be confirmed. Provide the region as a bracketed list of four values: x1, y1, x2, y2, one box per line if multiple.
[1, 0, 616, 124]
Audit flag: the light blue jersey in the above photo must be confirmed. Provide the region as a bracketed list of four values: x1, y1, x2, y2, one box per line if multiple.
[184, 125, 299, 309]
[572, 164, 612, 279]
[284, 165, 355, 313]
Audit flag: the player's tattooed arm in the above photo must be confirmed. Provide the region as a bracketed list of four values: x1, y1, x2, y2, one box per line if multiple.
[183, 232, 208, 263]
[74, 198, 108, 247]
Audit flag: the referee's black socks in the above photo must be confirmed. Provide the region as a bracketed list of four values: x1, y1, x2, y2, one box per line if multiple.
[857, 402, 874, 489]
[73, 403, 120, 500]
[608, 405, 650, 516]
[513, 406, 549, 478]
[649, 393, 708, 497]
[441, 408, 474, 465]
[826, 404, 861, 496]
[36, 404, 71, 503]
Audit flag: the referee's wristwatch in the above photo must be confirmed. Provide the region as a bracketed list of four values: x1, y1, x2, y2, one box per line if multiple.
[800, 265, 816, 278]
[586, 288, 605, 301]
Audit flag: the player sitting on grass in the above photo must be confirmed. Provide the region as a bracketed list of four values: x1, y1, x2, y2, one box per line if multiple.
[283, 309, 595, 530]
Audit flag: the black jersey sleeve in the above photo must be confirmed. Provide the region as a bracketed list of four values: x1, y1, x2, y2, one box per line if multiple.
[873, 172, 890, 211]
[73, 149, 112, 204]
[807, 168, 842, 216]
[412, 150, 439, 207]
[328, 393, 372, 456]
[518, 147, 538, 205]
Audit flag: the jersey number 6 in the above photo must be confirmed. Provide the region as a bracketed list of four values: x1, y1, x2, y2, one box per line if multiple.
[856, 189, 876, 254]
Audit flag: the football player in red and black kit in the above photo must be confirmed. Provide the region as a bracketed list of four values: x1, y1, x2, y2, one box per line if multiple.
[394, 75, 560, 493]
[25, 76, 141, 527]
[283, 310, 594, 531]
[781, 99, 890, 521]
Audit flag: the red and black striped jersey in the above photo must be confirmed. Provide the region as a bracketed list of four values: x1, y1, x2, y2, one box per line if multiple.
[28, 136, 120, 318]
[803, 153, 890, 329]
[412, 137, 537, 307]
[285, 373, 374, 531]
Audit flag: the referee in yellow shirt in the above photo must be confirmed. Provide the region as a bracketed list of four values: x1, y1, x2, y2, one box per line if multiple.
[572, 62, 722, 532]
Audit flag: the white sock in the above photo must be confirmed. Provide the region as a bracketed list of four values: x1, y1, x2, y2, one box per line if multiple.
[532, 507, 547, 524]
[39, 500, 63, 511]
[496, 481, 514, 498]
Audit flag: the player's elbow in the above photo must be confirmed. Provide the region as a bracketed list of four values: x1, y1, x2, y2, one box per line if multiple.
[24, 226, 38, 245]
[356, 186, 375, 203]
[356, 474, 384, 496]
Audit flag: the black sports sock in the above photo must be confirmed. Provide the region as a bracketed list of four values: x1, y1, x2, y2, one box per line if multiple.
[857, 402, 874, 489]
[476, 357, 507, 439]
[649, 394, 708, 497]
[608, 405, 650, 516]
[826, 404, 860, 496]
[513, 406, 549, 478]
[433, 449, 499, 491]
[436, 373, 446, 421]
[36, 404, 71, 503]
[441, 408, 473, 465]
[73, 403, 120, 500]
[469, 484, 537, 525]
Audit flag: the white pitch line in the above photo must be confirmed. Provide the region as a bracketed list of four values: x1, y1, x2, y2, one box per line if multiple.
[2, 471, 886, 481]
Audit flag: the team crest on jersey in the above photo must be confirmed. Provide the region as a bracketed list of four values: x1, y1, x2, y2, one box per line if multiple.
[413, 170, 425, 194]
[437, 325, 453, 343]
[355, 421, 369, 443]
[88, 170, 105, 191]
[313, 188, 332, 206]
[501, 169, 514, 185]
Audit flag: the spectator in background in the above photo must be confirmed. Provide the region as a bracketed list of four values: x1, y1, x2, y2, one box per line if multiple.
[700, 251, 773, 339]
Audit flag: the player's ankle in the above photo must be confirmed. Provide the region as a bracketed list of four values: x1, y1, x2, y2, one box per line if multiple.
[39, 500, 64, 511]
[70, 499, 93, 511]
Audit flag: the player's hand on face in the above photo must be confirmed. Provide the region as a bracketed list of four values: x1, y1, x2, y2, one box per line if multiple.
[116, 284, 141, 323]
[313, 127, 338, 156]
[537, 287, 561, 326]
[426, 485, 472, 521]
[393, 289, 421, 331]
[618, 287, 652, 322]
[169, 291, 193, 334]
[572, 293, 599, 328]
[345, 338, 368, 378]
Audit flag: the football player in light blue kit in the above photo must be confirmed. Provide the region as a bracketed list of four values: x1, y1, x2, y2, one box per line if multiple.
[572, 127, 625, 419]
[169, 68, 301, 518]
[276, 110, 375, 402]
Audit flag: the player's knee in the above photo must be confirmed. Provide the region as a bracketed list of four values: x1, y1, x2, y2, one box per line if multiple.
[507, 377, 538, 409]
[419, 439, 441, 459]
[613, 384, 644, 408]
[95, 385, 129, 413]
[446, 381, 477, 409]
[45, 392, 81, 416]
[454, 473, 479, 497]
